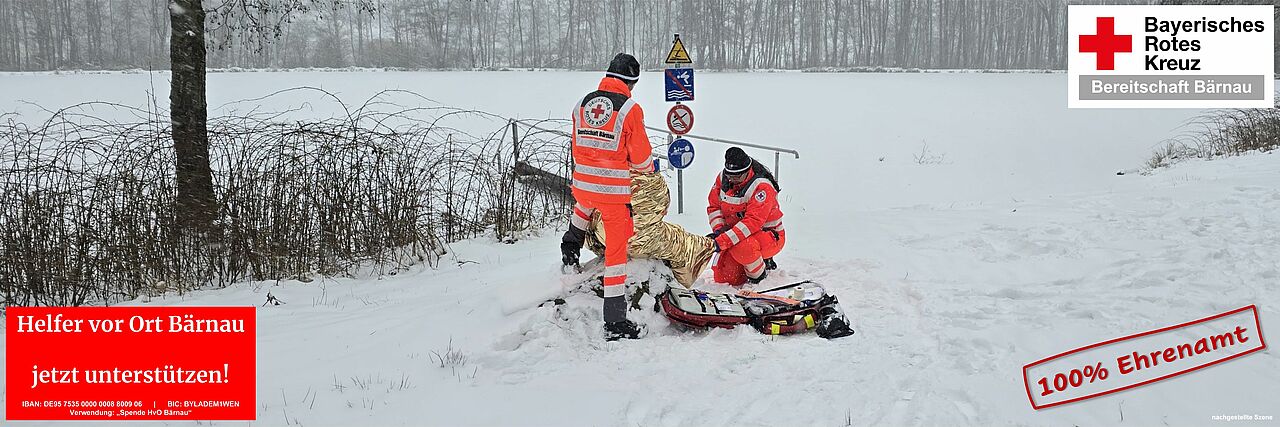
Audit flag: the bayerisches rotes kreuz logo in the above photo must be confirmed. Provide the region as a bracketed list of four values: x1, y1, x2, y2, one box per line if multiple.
[1067, 5, 1274, 109]
[582, 96, 613, 128]
[1079, 17, 1133, 71]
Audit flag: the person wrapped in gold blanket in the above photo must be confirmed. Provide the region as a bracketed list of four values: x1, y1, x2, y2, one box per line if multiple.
[578, 170, 715, 288]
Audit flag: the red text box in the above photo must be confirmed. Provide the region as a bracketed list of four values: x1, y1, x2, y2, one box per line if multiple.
[6, 306, 256, 421]
[1023, 305, 1266, 409]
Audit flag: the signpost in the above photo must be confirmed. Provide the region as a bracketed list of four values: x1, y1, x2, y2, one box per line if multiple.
[665, 34, 692, 65]
[667, 138, 695, 169]
[665, 34, 695, 213]
[664, 68, 694, 102]
[665, 104, 693, 135]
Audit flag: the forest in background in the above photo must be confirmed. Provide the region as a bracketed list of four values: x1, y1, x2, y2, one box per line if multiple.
[0, 0, 1275, 72]
[0, 0, 1080, 72]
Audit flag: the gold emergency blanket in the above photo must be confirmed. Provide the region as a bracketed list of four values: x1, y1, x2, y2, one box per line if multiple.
[585, 171, 714, 288]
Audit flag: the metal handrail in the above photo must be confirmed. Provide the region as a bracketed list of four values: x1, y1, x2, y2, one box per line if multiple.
[516, 120, 800, 160]
[513, 119, 801, 214]
[514, 119, 670, 161]
[644, 125, 799, 214]
[644, 125, 800, 159]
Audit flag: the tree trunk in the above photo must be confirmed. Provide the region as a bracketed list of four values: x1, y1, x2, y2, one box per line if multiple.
[168, 0, 217, 242]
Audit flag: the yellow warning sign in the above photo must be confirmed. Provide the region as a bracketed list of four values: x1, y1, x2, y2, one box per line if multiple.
[665, 34, 691, 64]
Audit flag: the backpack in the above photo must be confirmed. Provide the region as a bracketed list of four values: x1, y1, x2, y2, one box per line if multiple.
[659, 287, 752, 329]
[659, 281, 855, 339]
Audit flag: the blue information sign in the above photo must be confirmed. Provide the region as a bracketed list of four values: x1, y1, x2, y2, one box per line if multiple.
[664, 68, 695, 102]
[667, 138, 695, 169]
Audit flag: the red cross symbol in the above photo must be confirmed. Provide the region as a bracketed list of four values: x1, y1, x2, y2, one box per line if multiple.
[1079, 17, 1131, 71]
[589, 104, 607, 119]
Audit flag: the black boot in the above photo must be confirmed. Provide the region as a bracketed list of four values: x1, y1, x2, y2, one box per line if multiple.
[604, 319, 646, 341]
[764, 258, 777, 271]
[746, 268, 769, 285]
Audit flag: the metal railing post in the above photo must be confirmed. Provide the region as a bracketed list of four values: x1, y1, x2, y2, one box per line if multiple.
[775, 151, 780, 181]
[678, 169, 684, 214]
[668, 132, 683, 214]
[510, 120, 520, 162]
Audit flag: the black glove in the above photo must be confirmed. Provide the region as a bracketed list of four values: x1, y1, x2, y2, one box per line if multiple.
[561, 241, 581, 266]
[706, 228, 725, 252]
[706, 227, 724, 240]
[561, 226, 586, 267]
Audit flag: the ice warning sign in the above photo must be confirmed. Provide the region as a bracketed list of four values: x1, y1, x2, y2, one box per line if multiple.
[1068, 5, 1274, 108]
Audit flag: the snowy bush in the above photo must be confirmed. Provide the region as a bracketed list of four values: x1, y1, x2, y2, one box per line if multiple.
[0, 89, 572, 306]
[1146, 108, 1280, 171]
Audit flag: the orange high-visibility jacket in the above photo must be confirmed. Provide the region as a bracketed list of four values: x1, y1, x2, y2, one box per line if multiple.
[570, 77, 654, 205]
[707, 169, 784, 249]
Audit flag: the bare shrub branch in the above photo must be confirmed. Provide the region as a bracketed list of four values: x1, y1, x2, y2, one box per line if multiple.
[0, 88, 570, 306]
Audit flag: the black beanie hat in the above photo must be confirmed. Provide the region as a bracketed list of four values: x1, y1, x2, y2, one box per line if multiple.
[724, 147, 752, 174]
[606, 53, 641, 82]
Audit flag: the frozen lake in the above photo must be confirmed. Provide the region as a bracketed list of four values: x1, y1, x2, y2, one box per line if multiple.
[0, 70, 1204, 208]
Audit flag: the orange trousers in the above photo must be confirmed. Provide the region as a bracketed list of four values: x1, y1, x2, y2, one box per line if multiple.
[713, 229, 785, 286]
[574, 200, 633, 323]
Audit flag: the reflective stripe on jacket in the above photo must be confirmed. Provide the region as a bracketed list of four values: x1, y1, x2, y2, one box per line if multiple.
[571, 77, 654, 204]
[707, 169, 783, 249]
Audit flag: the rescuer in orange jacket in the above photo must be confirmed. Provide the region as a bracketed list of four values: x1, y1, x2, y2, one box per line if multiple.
[707, 147, 784, 286]
[560, 53, 654, 341]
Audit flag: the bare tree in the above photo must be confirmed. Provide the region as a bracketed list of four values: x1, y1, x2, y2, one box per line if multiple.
[169, 0, 215, 243]
[164, 0, 376, 267]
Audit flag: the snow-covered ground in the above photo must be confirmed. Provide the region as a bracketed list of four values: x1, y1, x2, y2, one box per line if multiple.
[2, 71, 1278, 426]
